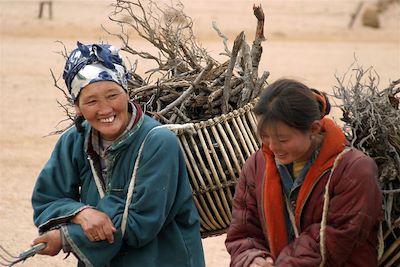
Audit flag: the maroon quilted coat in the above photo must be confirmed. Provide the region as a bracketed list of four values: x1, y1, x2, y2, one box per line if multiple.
[225, 118, 382, 267]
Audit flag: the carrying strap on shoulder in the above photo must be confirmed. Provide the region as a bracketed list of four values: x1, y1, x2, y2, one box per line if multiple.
[120, 125, 161, 236]
[120, 123, 195, 236]
[319, 147, 352, 267]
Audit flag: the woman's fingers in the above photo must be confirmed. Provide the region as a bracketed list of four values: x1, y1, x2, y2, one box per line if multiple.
[72, 208, 116, 242]
[87, 217, 116, 243]
[32, 234, 45, 245]
[102, 223, 115, 244]
[31, 230, 62, 256]
[95, 218, 116, 243]
[266, 257, 274, 264]
[250, 256, 275, 267]
[94, 227, 107, 242]
[88, 231, 99, 242]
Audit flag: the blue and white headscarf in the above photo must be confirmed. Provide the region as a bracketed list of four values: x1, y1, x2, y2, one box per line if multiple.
[63, 42, 130, 101]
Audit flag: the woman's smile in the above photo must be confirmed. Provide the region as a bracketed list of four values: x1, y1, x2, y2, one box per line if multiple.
[99, 115, 116, 123]
[274, 153, 287, 160]
[75, 81, 130, 141]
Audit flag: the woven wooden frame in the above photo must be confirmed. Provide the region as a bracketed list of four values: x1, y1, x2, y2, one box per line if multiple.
[174, 101, 261, 238]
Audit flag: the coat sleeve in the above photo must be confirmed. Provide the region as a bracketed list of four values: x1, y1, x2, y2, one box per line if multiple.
[94, 128, 196, 247]
[275, 154, 382, 267]
[32, 131, 88, 233]
[225, 151, 270, 267]
[32, 132, 125, 266]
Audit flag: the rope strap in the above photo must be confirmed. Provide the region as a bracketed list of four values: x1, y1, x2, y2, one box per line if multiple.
[121, 124, 193, 236]
[319, 147, 351, 267]
[285, 197, 300, 239]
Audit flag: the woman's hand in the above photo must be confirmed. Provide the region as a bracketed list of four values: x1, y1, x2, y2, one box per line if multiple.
[31, 229, 61, 256]
[250, 256, 274, 267]
[71, 208, 116, 243]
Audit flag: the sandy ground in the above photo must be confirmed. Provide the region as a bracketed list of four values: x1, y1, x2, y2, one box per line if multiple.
[0, 0, 399, 266]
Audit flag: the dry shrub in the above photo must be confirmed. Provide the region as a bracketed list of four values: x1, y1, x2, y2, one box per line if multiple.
[333, 63, 400, 266]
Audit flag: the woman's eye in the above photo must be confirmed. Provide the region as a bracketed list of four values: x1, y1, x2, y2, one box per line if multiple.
[107, 93, 118, 99]
[261, 136, 270, 142]
[85, 100, 97, 105]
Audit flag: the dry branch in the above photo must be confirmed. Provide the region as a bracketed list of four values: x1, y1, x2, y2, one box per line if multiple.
[158, 62, 213, 116]
[222, 31, 245, 114]
[333, 64, 400, 266]
[105, 0, 269, 123]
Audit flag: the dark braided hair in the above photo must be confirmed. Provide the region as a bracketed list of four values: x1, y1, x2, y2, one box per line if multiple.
[74, 115, 86, 134]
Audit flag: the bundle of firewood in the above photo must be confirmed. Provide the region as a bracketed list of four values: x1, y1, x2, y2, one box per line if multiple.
[107, 0, 269, 123]
[52, 0, 268, 132]
[333, 65, 400, 267]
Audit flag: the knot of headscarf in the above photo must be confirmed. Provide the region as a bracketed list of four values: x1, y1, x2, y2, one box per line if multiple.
[63, 41, 130, 100]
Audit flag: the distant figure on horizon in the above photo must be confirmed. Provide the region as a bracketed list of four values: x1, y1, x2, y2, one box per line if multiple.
[38, 1, 53, 20]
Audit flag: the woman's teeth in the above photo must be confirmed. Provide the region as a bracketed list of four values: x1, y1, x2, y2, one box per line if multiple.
[100, 116, 115, 123]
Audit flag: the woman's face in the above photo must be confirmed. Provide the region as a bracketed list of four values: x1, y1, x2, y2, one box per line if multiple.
[260, 121, 319, 164]
[75, 81, 130, 141]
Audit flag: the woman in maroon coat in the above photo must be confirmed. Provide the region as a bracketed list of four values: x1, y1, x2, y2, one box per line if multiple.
[225, 79, 382, 267]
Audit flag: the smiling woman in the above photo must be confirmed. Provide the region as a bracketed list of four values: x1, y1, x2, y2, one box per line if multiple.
[225, 79, 383, 267]
[30, 42, 205, 267]
[75, 82, 131, 141]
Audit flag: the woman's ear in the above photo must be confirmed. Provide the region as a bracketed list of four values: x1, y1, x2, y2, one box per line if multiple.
[74, 104, 82, 117]
[310, 120, 322, 136]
